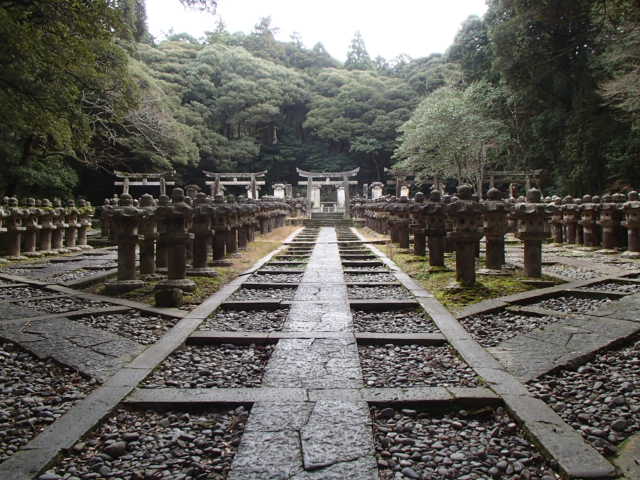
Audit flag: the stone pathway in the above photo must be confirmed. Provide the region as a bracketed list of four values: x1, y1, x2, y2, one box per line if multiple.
[230, 227, 378, 479]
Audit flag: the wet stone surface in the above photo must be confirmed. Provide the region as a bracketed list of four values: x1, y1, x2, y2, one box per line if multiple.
[49, 406, 249, 480]
[578, 281, 640, 295]
[15, 296, 114, 315]
[0, 286, 51, 300]
[0, 341, 95, 465]
[71, 311, 178, 345]
[526, 294, 614, 314]
[371, 406, 559, 480]
[141, 344, 274, 389]
[528, 336, 640, 457]
[459, 311, 563, 348]
[352, 309, 438, 334]
[359, 344, 479, 388]
[348, 285, 412, 300]
[344, 272, 397, 283]
[542, 264, 600, 281]
[228, 287, 296, 301]
[247, 273, 303, 284]
[199, 308, 289, 332]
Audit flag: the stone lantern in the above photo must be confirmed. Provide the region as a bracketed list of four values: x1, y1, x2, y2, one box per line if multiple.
[189, 192, 217, 277]
[76, 199, 94, 249]
[482, 188, 510, 270]
[512, 189, 549, 277]
[51, 199, 68, 253]
[105, 193, 145, 294]
[212, 194, 230, 263]
[22, 198, 43, 257]
[155, 195, 170, 270]
[424, 191, 447, 267]
[64, 199, 82, 251]
[155, 188, 196, 295]
[446, 185, 484, 286]
[548, 196, 564, 244]
[410, 193, 427, 257]
[101, 199, 112, 239]
[396, 197, 411, 250]
[561, 196, 579, 244]
[226, 196, 239, 255]
[597, 194, 623, 251]
[622, 191, 640, 257]
[138, 194, 158, 276]
[0, 204, 8, 263]
[5, 197, 26, 260]
[579, 195, 600, 248]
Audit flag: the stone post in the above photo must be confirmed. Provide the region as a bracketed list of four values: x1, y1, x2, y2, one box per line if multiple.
[513, 189, 549, 277]
[5, 197, 26, 260]
[446, 185, 484, 286]
[105, 194, 145, 293]
[622, 191, 640, 257]
[22, 198, 43, 257]
[155, 188, 196, 295]
[138, 194, 158, 276]
[482, 188, 509, 270]
[410, 193, 427, 257]
[64, 200, 82, 251]
[425, 191, 446, 267]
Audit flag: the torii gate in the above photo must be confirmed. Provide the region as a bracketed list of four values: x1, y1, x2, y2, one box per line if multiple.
[384, 167, 415, 198]
[296, 167, 359, 219]
[113, 171, 175, 196]
[485, 169, 543, 198]
[202, 170, 267, 200]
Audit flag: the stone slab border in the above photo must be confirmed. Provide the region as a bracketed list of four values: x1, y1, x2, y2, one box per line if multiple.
[0, 227, 303, 480]
[124, 386, 499, 407]
[60, 268, 117, 289]
[350, 227, 616, 479]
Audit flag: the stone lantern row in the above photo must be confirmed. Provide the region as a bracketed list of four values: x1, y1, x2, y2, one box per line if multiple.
[356, 187, 640, 286]
[102, 189, 290, 305]
[356, 186, 553, 287]
[0, 197, 93, 262]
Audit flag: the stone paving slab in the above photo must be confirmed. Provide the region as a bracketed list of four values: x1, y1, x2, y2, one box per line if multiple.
[283, 301, 352, 332]
[489, 314, 640, 382]
[0, 317, 144, 380]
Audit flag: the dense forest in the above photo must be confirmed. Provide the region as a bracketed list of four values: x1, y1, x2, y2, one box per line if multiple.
[1, 0, 639, 202]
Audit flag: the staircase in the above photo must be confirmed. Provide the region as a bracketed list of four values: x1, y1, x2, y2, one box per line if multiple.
[304, 212, 353, 227]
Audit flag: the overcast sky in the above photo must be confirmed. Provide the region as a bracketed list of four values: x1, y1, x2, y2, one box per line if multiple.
[146, 0, 488, 61]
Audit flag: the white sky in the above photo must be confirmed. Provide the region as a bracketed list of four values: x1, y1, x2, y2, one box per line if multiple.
[146, 0, 488, 61]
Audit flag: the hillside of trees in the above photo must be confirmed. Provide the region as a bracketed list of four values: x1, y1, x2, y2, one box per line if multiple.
[1, 0, 639, 202]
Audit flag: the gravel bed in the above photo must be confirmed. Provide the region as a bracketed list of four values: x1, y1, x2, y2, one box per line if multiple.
[352, 309, 438, 333]
[48, 269, 103, 283]
[141, 344, 274, 388]
[459, 311, 563, 348]
[528, 336, 640, 456]
[542, 264, 600, 281]
[15, 296, 114, 315]
[359, 344, 479, 388]
[372, 406, 559, 480]
[577, 280, 640, 295]
[260, 264, 305, 271]
[344, 273, 397, 283]
[0, 286, 51, 300]
[199, 308, 289, 332]
[348, 285, 413, 300]
[344, 266, 390, 272]
[49, 405, 248, 480]
[248, 273, 304, 283]
[228, 287, 296, 301]
[0, 341, 95, 465]
[526, 295, 613, 314]
[0, 278, 15, 286]
[71, 311, 178, 345]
